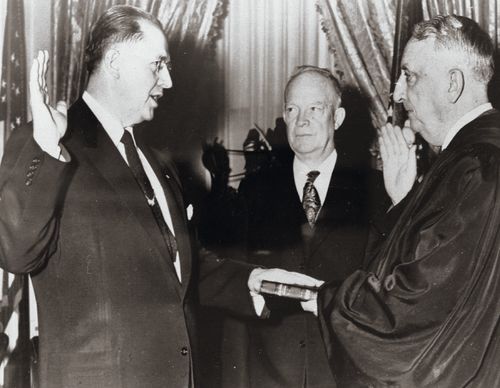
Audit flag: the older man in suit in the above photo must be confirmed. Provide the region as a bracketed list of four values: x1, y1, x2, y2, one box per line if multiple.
[0, 6, 318, 388]
[239, 66, 384, 388]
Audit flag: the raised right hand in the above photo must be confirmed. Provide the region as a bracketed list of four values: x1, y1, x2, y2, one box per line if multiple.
[29, 50, 67, 153]
[379, 121, 417, 205]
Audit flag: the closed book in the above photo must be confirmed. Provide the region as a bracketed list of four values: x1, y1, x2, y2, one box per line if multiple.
[260, 280, 318, 301]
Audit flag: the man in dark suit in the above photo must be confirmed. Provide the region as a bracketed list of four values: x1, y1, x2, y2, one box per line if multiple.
[240, 66, 384, 388]
[0, 6, 319, 388]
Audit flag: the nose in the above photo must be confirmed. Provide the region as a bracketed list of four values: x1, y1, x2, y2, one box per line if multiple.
[297, 109, 309, 126]
[158, 67, 173, 89]
[393, 74, 406, 103]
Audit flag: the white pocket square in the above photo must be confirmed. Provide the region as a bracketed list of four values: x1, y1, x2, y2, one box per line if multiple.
[186, 204, 193, 221]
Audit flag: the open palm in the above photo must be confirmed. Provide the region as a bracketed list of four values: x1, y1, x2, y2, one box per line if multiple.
[379, 122, 417, 205]
[29, 50, 67, 152]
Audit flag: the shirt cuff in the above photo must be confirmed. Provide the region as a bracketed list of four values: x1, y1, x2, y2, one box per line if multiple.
[41, 143, 71, 162]
[251, 293, 270, 318]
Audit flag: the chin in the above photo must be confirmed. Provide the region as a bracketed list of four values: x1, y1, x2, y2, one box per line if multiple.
[141, 111, 155, 122]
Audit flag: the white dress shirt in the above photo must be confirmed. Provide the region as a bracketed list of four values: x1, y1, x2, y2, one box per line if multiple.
[441, 102, 493, 150]
[82, 91, 182, 281]
[293, 149, 338, 208]
[252, 149, 338, 316]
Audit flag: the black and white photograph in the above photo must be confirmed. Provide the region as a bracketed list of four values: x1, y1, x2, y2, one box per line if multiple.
[0, 0, 499, 387]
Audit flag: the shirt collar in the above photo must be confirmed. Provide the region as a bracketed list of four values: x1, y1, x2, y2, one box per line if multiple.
[441, 102, 493, 150]
[293, 149, 337, 203]
[83, 91, 126, 147]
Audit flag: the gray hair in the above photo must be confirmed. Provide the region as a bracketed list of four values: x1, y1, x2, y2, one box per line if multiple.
[284, 65, 342, 105]
[412, 15, 494, 83]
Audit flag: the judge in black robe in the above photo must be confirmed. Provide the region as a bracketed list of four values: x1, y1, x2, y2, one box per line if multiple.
[313, 15, 500, 388]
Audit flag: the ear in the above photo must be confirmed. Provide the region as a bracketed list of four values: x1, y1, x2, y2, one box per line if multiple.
[448, 68, 464, 103]
[333, 107, 346, 131]
[103, 49, 120, 79]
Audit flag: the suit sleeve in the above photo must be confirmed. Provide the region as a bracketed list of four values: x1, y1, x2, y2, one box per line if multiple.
[0, 124, 70, 274]
[317, 148, 500, 385]
[196, 246, 258, 317]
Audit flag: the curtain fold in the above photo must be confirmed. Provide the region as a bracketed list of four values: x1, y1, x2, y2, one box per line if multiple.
[217, 0, 335, 182]
[316, 0, 500, 129]
[49, 0, 229, 194]
[316, 0, 396, 128]
[50, 0, 227, 104]
[422, 0, 500, 46]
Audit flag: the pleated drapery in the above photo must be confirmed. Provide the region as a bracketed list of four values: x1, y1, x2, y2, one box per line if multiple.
[316, 0, 396, 128]
[50, 0, 227, 104]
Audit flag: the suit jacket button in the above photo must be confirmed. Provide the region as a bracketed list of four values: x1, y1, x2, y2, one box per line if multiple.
[181, 346, 189, 356]
[299, 340, 306, 348]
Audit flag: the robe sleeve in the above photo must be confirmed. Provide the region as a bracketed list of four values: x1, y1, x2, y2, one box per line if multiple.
[318, 145, 500, 387]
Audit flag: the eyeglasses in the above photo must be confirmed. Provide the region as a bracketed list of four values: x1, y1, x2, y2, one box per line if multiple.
[152, 57, 172, 75]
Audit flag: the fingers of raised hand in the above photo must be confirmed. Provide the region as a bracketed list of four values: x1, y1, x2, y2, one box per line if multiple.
[380, 124, 398, 157]
[30, 50, 49, 105]
[56, 101, 67, 117]
[40, 50, 49, 103]
[393, 125, 409, 151]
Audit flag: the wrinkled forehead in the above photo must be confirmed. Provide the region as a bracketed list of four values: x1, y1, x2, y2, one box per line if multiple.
[402, 37, 464, 74]
[286, 73, 339, 104]
[119, 20, 169, 57]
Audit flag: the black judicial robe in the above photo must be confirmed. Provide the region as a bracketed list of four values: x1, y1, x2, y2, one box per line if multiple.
[318, 109, 500, 388]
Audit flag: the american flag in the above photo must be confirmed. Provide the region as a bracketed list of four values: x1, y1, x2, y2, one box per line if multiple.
[0, 0, 32, 387]
[0, 0, 27, 142]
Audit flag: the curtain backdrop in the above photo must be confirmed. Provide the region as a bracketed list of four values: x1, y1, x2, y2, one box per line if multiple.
[50, 0, 228, 198]
[316, 0, 396, 129]
[217, 0, 335, 182]
[316, 0, 500, 129]
[50, 0, 227, 104]
[422, 0, 500, 107]
[423, 0, 500, 47]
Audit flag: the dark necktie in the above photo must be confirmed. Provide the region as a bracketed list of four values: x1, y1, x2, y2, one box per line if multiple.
[121, 129, 177, 261]
[302, 170, 321, 227]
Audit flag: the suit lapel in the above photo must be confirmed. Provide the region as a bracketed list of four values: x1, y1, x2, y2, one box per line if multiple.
[66, 100, 182, 296]
[282, 165, 308, 224]
[136, 139, 193, 295]
[309, 168, 353, 256]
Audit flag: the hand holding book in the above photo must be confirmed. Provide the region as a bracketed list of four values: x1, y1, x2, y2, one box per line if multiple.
[247, 268, 324, 316]
[259, 280, 318, 301]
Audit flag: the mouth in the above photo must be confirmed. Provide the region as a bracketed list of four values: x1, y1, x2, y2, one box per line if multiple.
[150, 93, 163, 104]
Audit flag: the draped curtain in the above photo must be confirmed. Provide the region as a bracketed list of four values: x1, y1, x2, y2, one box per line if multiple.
[423, 0, 500, 47]
[50, 0, 227, 104]
[217, 0, 335, 182]
[316, 0, 500, 129]
[316, 0, 396, 129]
[49, 0, 229, 198]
